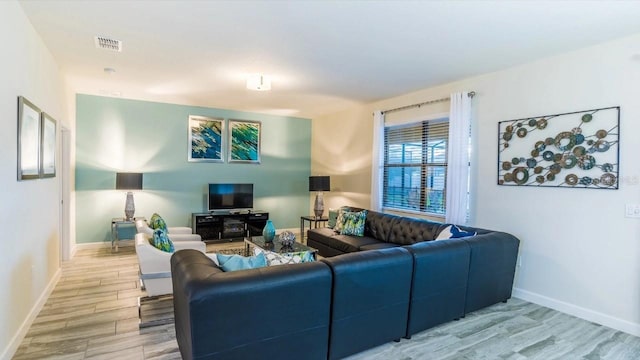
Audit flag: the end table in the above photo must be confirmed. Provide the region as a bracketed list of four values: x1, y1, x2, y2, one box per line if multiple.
[111, 217, 145, 252]
[300, 215, 328, 242]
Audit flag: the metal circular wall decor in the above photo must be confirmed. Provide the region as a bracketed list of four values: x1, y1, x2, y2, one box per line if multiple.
[498, 106, 619, 189]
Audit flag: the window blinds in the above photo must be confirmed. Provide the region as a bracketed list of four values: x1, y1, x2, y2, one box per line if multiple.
[383, 119, 449, 214]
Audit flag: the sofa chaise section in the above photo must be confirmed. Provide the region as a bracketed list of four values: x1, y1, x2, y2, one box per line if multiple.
[306, 210, 449, 257]
[171, 249, 332, 360]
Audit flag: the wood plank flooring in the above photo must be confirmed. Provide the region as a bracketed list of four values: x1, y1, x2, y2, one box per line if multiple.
[13, 243, 640, 359]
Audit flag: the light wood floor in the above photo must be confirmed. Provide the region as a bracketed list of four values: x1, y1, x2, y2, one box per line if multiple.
[13, 243, 640, 359]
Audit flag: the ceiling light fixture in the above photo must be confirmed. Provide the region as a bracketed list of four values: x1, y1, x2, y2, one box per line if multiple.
[246, 73, 272, 91]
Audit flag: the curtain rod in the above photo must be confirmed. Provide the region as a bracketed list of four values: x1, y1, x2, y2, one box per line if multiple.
[381, 91, 476, 115]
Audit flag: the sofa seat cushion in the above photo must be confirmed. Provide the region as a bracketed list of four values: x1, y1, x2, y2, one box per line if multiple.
[359, 242, 401, 251]
[308, 228, 379, 253]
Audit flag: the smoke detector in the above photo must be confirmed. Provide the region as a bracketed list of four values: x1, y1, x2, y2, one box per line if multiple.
[246, 74, 272, 91]
[94, 36, 122, 52]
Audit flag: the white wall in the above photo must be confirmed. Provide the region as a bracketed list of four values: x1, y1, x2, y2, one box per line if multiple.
[312, 33, 640, 335]
[0, 1, 69, 358]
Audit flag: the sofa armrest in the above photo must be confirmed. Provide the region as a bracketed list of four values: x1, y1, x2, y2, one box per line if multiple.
[462, 231, 520, 314]
[135, 219, 154, 236]
[135, 234, 205, 275]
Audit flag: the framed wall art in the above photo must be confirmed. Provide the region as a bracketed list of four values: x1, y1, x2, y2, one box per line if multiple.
[498, 106, 619, 189]
[188, 115, 224, 162]
[229, 120, 261, 164]
[40, 112, 57, 178]
[17, 96, 41, 180]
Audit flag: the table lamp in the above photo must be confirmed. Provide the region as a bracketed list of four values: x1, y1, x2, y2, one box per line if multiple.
[116, 172, 143, 221]
[309, 176, 330, 218]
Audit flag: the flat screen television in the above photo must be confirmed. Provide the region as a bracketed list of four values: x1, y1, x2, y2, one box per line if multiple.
[208, 183, 253, 211]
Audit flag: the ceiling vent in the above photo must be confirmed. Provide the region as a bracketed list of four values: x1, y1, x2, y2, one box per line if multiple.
[94, 36, 122, 52]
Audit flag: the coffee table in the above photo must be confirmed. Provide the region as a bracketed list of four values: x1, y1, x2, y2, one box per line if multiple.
[244, 236, 318, 261]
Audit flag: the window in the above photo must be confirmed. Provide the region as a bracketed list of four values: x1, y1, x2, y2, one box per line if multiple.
[383, 119, 448, 215]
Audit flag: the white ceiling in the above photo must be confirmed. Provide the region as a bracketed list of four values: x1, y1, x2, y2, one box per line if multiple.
[19, 0, 640, 119]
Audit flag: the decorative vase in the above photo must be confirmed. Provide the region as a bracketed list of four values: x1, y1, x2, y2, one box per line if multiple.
[262, 220, 276, 243]
[124, 191, 135, 221]
[313, 192, 324, 218]
[279, 230, 296, 247]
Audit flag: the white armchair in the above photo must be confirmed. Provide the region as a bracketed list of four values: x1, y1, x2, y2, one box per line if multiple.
[135, 219, 194, 238]
[135, 233, 206, 297]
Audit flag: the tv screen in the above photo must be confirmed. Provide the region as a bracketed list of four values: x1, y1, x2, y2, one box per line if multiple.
[208, 183, 253, 211]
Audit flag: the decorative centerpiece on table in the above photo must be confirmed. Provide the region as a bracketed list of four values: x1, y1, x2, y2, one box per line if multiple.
[279, 230, 296, 248]
[262, 220, 276, 243]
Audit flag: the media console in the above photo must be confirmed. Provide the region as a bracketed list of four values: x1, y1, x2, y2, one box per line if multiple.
[192, 211, 269, 243]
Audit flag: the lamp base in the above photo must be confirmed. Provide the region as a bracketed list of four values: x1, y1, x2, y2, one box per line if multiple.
[124, 191, 135, 221]
[313, 192, 324, 219]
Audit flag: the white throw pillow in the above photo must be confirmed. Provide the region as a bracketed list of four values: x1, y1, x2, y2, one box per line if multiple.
[435, 225, 477, 240]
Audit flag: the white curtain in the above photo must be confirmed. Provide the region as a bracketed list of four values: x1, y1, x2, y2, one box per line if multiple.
[445, 92, 472, 224]
[370, 111, 385, 211]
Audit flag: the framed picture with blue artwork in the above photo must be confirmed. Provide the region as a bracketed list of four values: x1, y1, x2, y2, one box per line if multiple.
[40, 112, 57, 178]
[17, 96, 41, 180]
[228, 120, 261, 164]
[188, 115, 224, 162]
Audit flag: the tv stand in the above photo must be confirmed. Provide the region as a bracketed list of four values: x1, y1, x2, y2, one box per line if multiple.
[192, 211, 269, 243]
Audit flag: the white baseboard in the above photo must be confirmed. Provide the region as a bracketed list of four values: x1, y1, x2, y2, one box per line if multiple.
[512, 287, 640, 337]
[75, 240, 134, 250]
[1, 268, 62, 360]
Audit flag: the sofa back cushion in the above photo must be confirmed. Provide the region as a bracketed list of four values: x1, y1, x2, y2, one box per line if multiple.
[364, 211, 399, 242]
[387, 217, 445, 245]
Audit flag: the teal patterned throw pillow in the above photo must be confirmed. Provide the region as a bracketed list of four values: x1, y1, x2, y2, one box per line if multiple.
[153, 229, 174, 253]
[334, 207, 350, 232]
[216, 252, 267, 272]
[340, 210, 367, 236]
[149, 213, 167, 231]
[328, 208, 338, 229]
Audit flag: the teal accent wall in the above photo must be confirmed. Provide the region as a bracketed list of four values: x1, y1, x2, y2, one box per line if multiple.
[76, 94, 311, 244]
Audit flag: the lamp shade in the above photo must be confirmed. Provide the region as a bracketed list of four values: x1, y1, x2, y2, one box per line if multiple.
[309, 176, 330, 192]
[116, 172, 143, 190]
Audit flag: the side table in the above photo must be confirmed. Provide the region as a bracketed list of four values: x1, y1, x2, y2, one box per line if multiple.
[300, 215, 328, 242]
[111, 217, 145, 252]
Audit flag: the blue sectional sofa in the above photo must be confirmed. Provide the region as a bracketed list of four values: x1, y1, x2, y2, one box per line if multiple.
[170, 210, 520, 360]
[307, 209, 520, 316]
